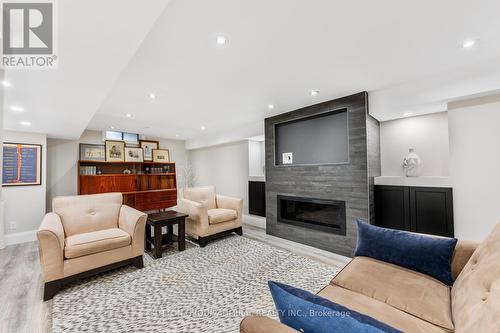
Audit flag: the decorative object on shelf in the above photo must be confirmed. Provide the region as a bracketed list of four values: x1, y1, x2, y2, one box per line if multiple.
[144, 167, 150, 174]
[139, 140, 159, 161]
[96, 169, 102, 175]
[124, 147, 144, 162]
[2, 142, 42, 186]
[105, 140, 125, 162]
[152, 149, 170, 162]
[80, 166, 97, 175]
[163, 165, 170, 173]
[123, 169, 132, 174]
[79, 144, 105, 162]
[403, 148, 421, 177]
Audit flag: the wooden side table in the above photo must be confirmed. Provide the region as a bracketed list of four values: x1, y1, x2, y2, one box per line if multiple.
[145, 211, 188, 259]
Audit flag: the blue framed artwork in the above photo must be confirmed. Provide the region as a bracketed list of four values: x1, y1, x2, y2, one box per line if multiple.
[2, 143, 42, 186]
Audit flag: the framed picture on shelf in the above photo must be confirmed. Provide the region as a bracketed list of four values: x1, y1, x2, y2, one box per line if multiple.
[124, 147, 144, 162]
[152, 149, 170, 163]
[2, 143, 42, 186]
[79, 143, 105, 161]
[105, 140, 125, 162]
[139, 140, 159, 161]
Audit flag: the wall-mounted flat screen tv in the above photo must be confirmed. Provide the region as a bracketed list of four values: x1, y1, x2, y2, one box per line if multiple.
[274, 109, 348, 166]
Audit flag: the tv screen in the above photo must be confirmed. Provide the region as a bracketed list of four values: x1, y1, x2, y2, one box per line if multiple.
[274, 109, 348, 166]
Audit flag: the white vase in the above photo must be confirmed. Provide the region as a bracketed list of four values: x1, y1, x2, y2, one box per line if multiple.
[403, 148, 421, 177]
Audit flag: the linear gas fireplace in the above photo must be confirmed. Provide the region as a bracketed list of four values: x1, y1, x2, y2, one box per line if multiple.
[277, 195, 346, 236]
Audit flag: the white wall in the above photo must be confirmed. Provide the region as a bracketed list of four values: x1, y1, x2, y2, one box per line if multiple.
[448, 97, 500, 241]
[380, 112, 449, 176]
[2, 131, 47, 236]
[190, 141, 249, 214]
[46, 130, 189, 211]
[248, 140, 265, 179]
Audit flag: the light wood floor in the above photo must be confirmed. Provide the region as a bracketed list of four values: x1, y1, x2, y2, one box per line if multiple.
[0, 223, 349, 333]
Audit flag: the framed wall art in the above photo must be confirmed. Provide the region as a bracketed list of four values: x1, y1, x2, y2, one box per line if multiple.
[152, 149, 170, 163]
[139, 140, 159, 161]
[105, 140, 125, 162]
[79, 143, 105, 162]
[2, 143, 42, 186]
[125, 147, 144, 162]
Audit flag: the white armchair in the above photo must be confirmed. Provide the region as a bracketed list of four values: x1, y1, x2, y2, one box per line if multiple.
[176, 186, 243, 247]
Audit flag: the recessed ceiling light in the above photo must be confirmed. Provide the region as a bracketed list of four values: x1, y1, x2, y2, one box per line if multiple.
[20, 121, 31, 126]
[403, 112, 413, 117]
[462, 39, 476, 49]
[201, 125, 206, 130]
[148, 93, 157, 100]
[110, 126, 115, 130]
[310, 90, 319, 96]
[175, 134, 179, 138]
[2, 80, 11, 87]
[10, 105, 24, 112]
[125, 113, 133, 118]
[216, 35, 228, 45]
[268, 104, 275, 110]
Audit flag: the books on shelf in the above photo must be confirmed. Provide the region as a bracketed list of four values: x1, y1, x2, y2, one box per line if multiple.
[80, 166, 97, 175]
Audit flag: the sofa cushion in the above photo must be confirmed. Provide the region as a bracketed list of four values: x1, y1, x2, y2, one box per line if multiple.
[208, 208, 237, 224]
[182, 186, 216, 209]
[318, 285, 449, 333]
[65, 228, 131, 259]
[268, 281, 401, 333]
[53, 193, 122, 236]
[451, 223, 500, 333]
[355, 220, 457, 285]
[332, 256, 453, 331]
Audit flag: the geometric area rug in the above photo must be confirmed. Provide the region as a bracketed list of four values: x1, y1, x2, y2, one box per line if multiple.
[52, 236, 339, 332]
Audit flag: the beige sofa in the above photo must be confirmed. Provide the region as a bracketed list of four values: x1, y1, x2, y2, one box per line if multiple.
[176, 186, 243, 247]
[37, 193, 147, 301]
[241, 223, 500, 333]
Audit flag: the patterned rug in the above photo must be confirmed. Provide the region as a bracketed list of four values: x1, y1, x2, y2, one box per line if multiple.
[52, 236, 339, 332]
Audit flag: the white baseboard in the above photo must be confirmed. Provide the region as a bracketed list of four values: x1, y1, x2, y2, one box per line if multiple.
[243, 214, 266, 229]
[4, 230, 37, 246]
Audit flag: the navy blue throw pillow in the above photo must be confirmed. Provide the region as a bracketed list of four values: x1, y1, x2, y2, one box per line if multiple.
[268, 281, 401, 333]
[355, 220, 458, 285]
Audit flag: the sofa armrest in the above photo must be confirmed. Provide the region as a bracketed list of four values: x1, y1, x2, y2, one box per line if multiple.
[177, 198, 208, 223]
[240, 316, 298, 333]
[216, 194, 243, 217]
[119, 205, 147, 256]
[37, 213, 65, 282]
[452, 239, 480, 279]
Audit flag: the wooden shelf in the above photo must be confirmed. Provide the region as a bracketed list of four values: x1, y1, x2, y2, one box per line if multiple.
[78, 159, 178, 211]
[79, 174, 173, 177]
[79, 160, 175, 165]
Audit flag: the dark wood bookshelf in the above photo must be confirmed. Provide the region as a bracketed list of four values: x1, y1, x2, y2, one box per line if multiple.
[78, 160, 177, 211]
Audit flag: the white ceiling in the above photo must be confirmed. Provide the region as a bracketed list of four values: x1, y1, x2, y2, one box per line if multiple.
[4, 0, 500, 146]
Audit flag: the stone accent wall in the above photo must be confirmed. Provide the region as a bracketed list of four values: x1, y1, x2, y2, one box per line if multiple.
[265, 92, 380, 257]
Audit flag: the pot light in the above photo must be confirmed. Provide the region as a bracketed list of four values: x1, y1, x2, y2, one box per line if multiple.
[268, 104, 275, 110]
[201, 125, 206, 130]
[20, 121, 31, 126]
[10, 105, 24, 112]
[110, 126, 115, 130]
[125, 113, 133, 118]
[148, 93, 157, 100]
[310, 90, 319, 96]
[2, 80, 11, 87]
[216, 35, 228, 45]
[404, 112, 413, 117]
[462, 39, 476, 49]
